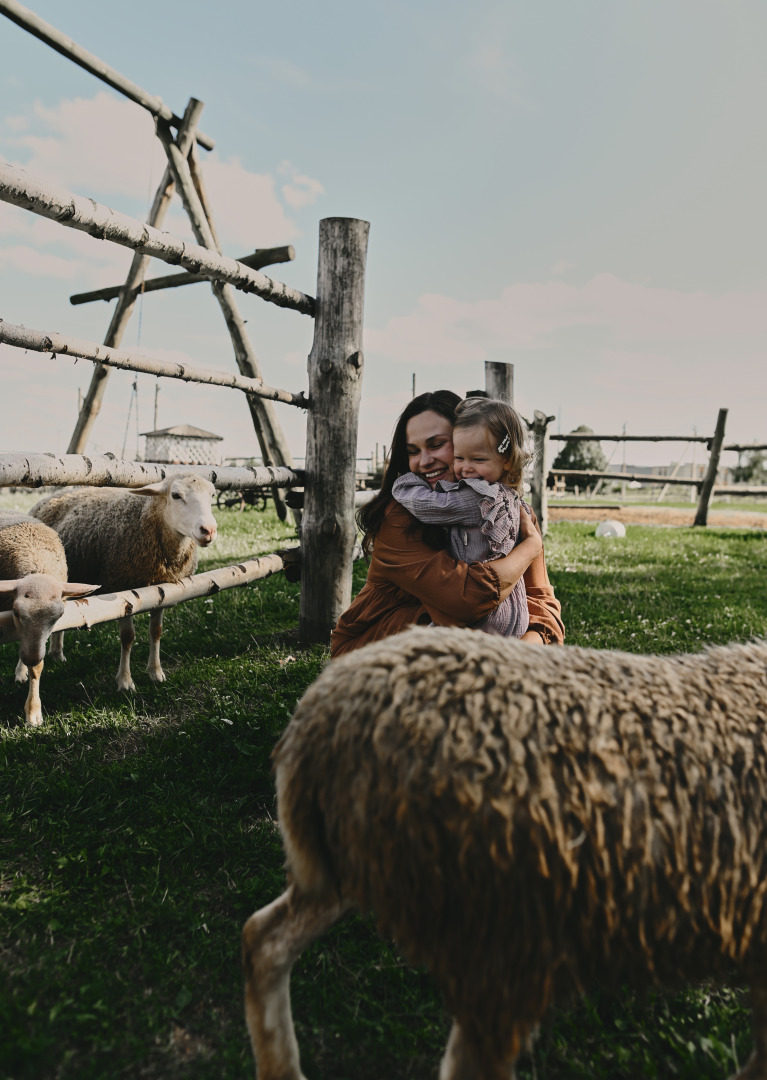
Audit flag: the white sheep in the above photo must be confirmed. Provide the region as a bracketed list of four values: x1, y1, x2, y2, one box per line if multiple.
[0, 511, 97, 725]
[243, 625, 767, 1080]
[30, 475, 217, 691]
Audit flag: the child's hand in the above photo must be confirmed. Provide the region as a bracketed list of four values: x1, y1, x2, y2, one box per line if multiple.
[518, 506, 543, 559]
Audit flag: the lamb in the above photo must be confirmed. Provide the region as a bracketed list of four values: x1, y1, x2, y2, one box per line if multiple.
[0, 511, 97, 725]
[243, 624, 767, 1080]
[30, 475, 217, 692]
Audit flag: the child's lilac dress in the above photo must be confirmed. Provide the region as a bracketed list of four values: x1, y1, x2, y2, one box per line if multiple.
[391, 472, 529, 638]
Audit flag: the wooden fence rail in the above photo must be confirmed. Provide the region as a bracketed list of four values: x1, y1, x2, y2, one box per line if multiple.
[69, 246, 295, 306]
[0, 0, 215, 150]
[0, 453, 302, 491]
[0, 320, 308, 408]
[0, 551, 289, 647]
[0, 163, 316, 315]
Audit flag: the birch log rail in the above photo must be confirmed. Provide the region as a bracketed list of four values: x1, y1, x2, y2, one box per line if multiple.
[0, 454, 302, 492]
[0, 552, 291, 648]
[549, 433, 712, 443]
[0, 0, 215, 150]
[551, 469, 703, 487]
[0, 163, 316, 315]
[0, 321, 308, 408]
[69, 247, 296, 306]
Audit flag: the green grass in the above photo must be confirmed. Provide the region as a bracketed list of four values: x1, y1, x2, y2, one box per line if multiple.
[3, 510, 767, 1078]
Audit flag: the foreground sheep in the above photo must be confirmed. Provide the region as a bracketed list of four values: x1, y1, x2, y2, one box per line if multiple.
[31, 475, 217, 691]
[243, 625, 767, 1080]
[0, 511, 97, 725]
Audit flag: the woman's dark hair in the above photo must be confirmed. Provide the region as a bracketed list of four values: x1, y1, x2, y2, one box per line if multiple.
[357, 389, 461, 553]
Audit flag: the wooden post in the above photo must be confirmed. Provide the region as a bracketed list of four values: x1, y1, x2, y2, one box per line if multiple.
[530, 411, 555, 537]
[484, 361, 514, 405]
[68, 98, 203, 454]
[0, 0, 214, 150]
[299, 218, 369, 643]
[154, 118, 299, 522]
[694, 408, 728, 526]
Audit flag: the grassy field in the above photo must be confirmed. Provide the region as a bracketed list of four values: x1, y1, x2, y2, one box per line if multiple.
[2, 500, 767, 1079]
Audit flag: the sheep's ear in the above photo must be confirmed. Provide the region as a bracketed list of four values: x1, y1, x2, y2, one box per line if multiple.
[62, 582, 100, 599]
[129, 482, 167, 497]
[0, 579, 20, 594]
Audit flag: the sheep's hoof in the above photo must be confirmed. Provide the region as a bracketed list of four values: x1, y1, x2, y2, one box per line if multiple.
[49, 649, 66, 664]
[15, 660, 28, 684]
[25, 709, 43, 727]
[147, 668, 166, 684]
[116, 676, 136, 693]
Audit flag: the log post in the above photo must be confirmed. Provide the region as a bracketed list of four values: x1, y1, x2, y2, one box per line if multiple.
[155, 118, 298, 522]
[530, 410, 555, 537]
[484, 361, 514, 405]
[68, 98, 204, 454]
[299, 218, 369, 643]
[694, 408, 728, 526]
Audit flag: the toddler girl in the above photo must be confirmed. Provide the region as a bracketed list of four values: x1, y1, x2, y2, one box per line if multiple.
[391, 397, 532, 638]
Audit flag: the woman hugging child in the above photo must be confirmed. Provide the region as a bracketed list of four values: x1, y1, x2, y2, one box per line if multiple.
[392, 397, 532, 639]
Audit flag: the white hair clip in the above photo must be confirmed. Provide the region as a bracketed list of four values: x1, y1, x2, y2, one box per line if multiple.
[497, 434, 510, 454]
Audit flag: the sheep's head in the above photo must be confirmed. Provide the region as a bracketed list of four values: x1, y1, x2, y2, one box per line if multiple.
[0, 574, 99, 667]
[131, 475, 218, 547]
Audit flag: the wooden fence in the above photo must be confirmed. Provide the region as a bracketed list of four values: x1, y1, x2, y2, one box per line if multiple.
[529, 407, 767, 534]
[0, 2, 369, 654]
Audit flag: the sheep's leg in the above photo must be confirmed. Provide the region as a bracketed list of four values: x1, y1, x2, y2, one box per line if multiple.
[147, 608, 165, 683]
[243, 884, 350, 1080]
[15, 651, 28, 683]
[733, 986, 767, 1080]
[439, 1020, 516, 1080]
[23, 660, 44, 727]
[48, 629, 65, 663]
[116, 614, 136, 692]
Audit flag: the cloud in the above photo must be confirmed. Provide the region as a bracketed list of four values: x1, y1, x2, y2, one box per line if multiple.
[366, 274, 767, 368]
[279, 160, 325, 210]
[0, 92, 322, 256]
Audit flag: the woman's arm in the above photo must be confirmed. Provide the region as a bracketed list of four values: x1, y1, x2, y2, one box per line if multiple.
[487, 506, 542, 595]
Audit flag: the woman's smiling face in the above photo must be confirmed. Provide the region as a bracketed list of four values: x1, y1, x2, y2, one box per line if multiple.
[405, 410, 455, 486]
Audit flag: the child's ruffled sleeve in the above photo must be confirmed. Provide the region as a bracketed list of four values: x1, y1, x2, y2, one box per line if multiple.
[467, 480, 521, 558]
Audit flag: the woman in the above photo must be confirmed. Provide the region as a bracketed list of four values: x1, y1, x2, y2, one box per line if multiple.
[331, 390, 564, 657]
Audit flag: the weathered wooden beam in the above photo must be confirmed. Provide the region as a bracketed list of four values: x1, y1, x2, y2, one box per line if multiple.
[694, 408, 728, 526]
[153, 120, 299, 522]
[484, 361, 514, 405]
[530, 411, 555, 537]
[0, 320, 308, 408]
[549, 433, 711, 443]
[299, 217, 369, 643]
[67, 98, 204, 454]
[0, 551, 291, 647]
[551, 469, 702, 487]
[723, 443, 767, 453]
[0, 161, 316, 315]
[69, 247, 296, 306]
[0, 0, 214, 150]
[0, 453, 302, 491]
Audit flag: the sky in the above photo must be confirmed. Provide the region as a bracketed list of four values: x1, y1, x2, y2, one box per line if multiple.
[1, 0, 765, 470]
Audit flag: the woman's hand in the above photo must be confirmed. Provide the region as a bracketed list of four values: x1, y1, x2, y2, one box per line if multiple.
[518, 504, 543, 559]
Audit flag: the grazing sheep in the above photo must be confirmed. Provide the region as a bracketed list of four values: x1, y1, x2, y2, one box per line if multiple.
[0, 511, 97, 726]
[30, 475, 217, 691]
[243, 625, 767, 1080]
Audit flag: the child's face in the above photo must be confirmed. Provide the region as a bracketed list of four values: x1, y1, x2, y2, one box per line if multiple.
[453, 426, 506, 483]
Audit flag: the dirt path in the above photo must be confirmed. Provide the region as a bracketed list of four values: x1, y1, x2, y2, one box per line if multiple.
[548, 505, 767, 529]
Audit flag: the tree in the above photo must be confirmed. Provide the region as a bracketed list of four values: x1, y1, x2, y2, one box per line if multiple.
[551, 425, 608, 479]
[731, 450, 767, 485]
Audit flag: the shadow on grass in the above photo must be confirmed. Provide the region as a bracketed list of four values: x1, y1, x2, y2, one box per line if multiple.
[1, 524, 766, 1077]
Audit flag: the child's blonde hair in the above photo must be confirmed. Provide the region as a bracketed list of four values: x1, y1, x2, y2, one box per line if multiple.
[453, 397, 531, 493]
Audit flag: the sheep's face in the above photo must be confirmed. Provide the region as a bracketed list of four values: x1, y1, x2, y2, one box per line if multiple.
[4, 574, 66, 667]
[133, 476, 218, 547]
[0, 574, 99, 667]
